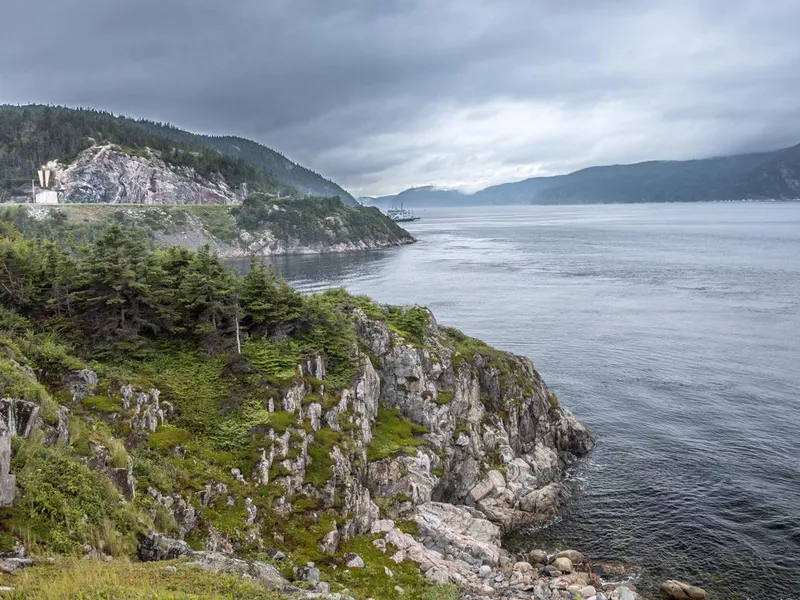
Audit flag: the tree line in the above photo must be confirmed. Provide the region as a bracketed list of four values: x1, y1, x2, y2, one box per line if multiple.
[0, 105, 293, 196]
[0, 223, 360, 367]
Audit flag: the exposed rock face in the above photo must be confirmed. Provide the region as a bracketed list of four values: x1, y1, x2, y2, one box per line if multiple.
[357, 309, 594, 531]
[0, 417, 16, 506]
[0, 398, 40, 438]
[55, 145, 240, 205]
[413, 502, 503, 567]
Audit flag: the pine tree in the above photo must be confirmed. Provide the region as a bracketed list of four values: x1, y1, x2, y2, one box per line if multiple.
[239, 258, 304, 332]
[178, 245, 237, 347]
[73, 225, 160, 351]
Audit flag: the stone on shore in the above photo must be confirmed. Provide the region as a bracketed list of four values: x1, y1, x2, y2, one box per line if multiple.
[660, 579, 707, 600]
[555, 549, 585, 565]
[553, 556, 574, 574]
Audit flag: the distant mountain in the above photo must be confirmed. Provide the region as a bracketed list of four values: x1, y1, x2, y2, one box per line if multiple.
[369, 145, 800, 207]
[364, 185, 472, 208]
[0, 104, 357, 204]
[475, 144, 800, 205]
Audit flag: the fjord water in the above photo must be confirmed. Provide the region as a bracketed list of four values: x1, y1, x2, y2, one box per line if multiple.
[261, 202, 799, 599]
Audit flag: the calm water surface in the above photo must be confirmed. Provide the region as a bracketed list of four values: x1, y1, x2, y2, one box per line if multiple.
[246, 202, 800, 599]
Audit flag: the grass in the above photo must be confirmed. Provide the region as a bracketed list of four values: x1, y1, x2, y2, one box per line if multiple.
[327, 534, 459, 600]
[434, 391, 453, 405]
[304, 427, 344, 487]
[366, 407, 428, 462]
[6, 436, 140, 556]
[443, 326, 515, 376]
[81, 394, 122, 413]
[384, 305, 430, 346]
[0, 558, 285, 600]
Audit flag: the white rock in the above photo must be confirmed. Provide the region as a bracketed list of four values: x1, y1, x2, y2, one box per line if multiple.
[345, 553, 365, 569]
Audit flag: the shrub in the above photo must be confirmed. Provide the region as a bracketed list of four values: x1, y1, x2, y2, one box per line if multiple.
[367, 407, 428, 462]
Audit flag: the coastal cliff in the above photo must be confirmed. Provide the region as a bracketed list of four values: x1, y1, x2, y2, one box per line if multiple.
[0, 226, 623, 599]
[1, 193, 415, 257]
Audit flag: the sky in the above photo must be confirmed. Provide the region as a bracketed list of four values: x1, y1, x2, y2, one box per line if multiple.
[2, 1, 800, 197]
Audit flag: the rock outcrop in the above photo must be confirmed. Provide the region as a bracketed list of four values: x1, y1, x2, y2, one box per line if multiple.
[0, 417, 15, 506]
[358, 309, 594, 531]
[54, 145, 241, 205]
[0, 296, 600, 598]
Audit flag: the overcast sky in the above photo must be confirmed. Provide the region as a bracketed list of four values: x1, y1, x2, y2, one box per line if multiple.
[2, 0, 800, 196]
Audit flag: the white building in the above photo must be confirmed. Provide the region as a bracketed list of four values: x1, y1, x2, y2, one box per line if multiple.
[34, 190, 59, 204]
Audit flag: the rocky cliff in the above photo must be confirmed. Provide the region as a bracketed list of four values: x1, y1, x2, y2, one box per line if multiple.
[0, 290, 606, 598]
[3, 194, 415, 257]
[54, 145, 243, 205]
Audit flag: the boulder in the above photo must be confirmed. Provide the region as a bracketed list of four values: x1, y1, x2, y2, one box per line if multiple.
[425, 568, 450, 585]
[612, 587, 641, 600]
[413, 502, 503, 566]
[108, 466, 136, 502]
[659, 580, 706, 600]
[553, 556, 573, 574]
[345, 553, 365, 569]
[528, 548, 548, 565]
[0, 398, 40, 438]
[137, 533, 191, 562]
[555, 549, 585, 565]
[319, 528, 340, 555]
[184, 551, 294, 592]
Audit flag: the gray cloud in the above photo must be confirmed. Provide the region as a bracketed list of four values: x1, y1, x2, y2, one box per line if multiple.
[2, 0, 799, 195]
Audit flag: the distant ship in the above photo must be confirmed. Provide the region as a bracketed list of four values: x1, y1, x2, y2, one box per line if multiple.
[386, 204, 420, 222]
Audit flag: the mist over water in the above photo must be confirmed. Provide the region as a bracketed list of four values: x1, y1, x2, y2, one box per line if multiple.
[234, 202, 800, 599]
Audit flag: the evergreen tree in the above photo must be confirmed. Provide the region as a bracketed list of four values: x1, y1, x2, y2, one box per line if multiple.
[239, 258, 303, 332]
[72, 225, 160, 351]
[178, 245, 237, 347]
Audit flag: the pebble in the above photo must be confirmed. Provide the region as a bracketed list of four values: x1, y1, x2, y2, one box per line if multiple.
[162, 565, 177, 574]
[479, 564, 492, 578]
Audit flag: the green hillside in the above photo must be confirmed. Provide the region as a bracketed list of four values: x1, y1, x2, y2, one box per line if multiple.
[0, 105, 355, 204]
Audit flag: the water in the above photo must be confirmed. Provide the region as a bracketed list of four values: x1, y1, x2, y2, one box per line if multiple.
[240, 202, 800, 599]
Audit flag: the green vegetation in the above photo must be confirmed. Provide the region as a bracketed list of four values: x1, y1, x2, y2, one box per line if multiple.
[0, 105, 291, 197]
[232, 193, 409, 247]
[384, 305, 430, 346]
[7, 435, 140, 556]
[434, 391, 454, 405]
[329, 535, 459, 600]
[0, 222, 464, 600]
[0, 558, 284, 600]
[0, 199, 412, 258]
[367, 407, 428, 462]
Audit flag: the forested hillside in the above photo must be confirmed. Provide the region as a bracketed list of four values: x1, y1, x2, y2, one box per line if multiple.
[0, 105, 355, 203]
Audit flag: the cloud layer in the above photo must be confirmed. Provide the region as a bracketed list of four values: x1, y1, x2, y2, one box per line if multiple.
[3, 0, 799, 195]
